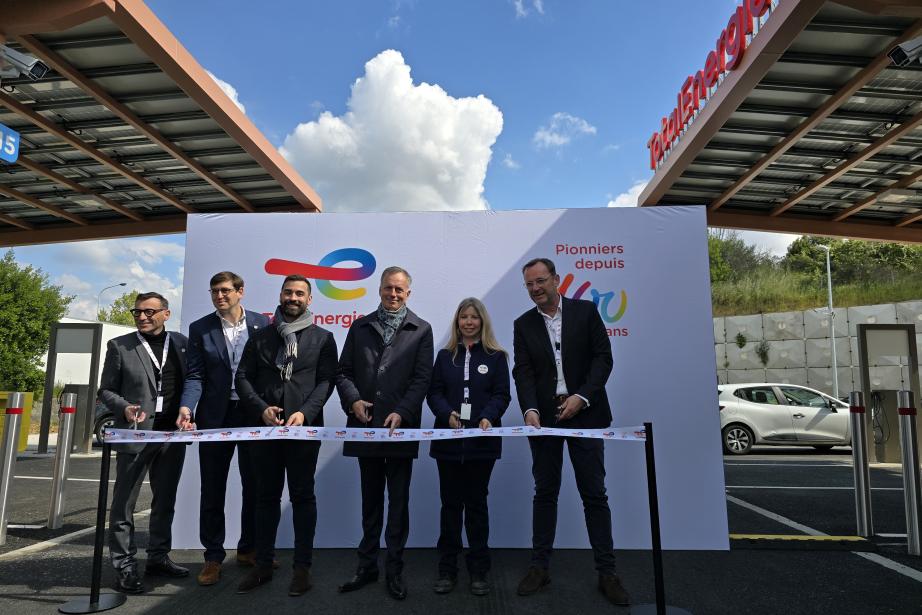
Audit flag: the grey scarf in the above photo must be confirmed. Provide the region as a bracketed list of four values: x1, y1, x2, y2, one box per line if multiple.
[376, 304, 407, 346]
[274, 306, 313, 381]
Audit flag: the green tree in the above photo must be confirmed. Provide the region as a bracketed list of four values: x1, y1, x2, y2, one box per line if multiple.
[0, 250, 72, 392]
[708, 229, 775, 282]
[98, 290, 140, 326]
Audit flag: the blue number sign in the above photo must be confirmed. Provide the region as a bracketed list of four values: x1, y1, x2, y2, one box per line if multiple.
[0, 122, 20, 163]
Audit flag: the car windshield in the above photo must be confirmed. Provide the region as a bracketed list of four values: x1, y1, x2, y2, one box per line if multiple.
[779, 386, 828, 407]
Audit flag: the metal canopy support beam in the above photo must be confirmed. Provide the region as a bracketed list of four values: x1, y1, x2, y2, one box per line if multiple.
[709, 209, 922, 243]
[771, 107, 922, 216]
[835, 167, 922, 222]
[18, 35, 254, 212]
[0, 213, 33, 230]
[0, 91, 197, 214]
[0, 215, 186, 247]
[0, 182, 87, 225]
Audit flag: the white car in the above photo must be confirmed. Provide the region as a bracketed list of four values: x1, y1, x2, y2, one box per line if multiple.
[719, 383, 851, 455]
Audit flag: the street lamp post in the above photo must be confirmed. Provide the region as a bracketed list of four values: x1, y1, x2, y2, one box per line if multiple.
[96, 282, 127, 322]
[818, 246, 839, 400]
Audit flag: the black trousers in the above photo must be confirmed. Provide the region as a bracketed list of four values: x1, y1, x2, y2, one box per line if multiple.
[109, 442, 186, 571]
[436, 459, 495, 576]
[251, 440, 321, 569]
[356, 457, 413, 576]
[527, 436, 616, 575]
[198, 402, 257, 562]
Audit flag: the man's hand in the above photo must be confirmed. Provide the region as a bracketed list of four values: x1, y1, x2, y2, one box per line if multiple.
[124, 404, 146, 425]
[524, 410, 541, 428]
[351, 400, 373, 423]
[479, 418, 492, 431]
[556, 395, 586, 422]
[262, 406, 284, 426]
[448, 412, 461, 430]
[175, 406, 196, 431]
[285, 411, 305, 427]
[383, 412, 402, 436]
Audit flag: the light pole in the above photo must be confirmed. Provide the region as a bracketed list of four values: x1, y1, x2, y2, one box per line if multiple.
[96, 282, 127, 322]
[818, 245, 839, 400]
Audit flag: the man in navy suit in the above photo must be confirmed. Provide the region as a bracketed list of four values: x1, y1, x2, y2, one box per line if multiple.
[511, 257, 629, 606]
[178, 271, 270, 586]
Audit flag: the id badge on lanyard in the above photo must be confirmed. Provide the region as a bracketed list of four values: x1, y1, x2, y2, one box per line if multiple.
[137, 333, 169, 413]
[460, 347, 472, 421]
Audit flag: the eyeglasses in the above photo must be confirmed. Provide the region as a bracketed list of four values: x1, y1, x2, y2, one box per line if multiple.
[209, 287, 237, 296]
[524, 277, 551, 289]
[130, 308, 167, 318]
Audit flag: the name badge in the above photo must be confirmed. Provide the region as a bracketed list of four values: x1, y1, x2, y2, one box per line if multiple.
[460, 403, 472, 421]
[155, 396, 164, 414]
[477, 364, 489, 374]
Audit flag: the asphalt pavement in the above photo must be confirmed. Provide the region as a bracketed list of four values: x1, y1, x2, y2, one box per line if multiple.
[1, 444, 920, 614]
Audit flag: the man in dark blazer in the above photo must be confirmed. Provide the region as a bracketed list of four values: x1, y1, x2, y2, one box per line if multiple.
[512, 257, 630, 606]
[178, 271, 270, 586]
[234, 274, 338, 597]
[336, 266, 433, 601]
[98, 291, 189, 594]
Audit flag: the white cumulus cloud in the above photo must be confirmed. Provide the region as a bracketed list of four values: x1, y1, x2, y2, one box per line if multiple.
[502, 153, 521, 170]
[533, 112, 596, 149]
[280, 49, 503, 212]
[207, 70, 246, 114]
[513, 0, 545, 18]
[607, 180, 648, 208]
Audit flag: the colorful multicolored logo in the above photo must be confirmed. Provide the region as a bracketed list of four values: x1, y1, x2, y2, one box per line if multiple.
[264, 248, 377, 300]
[559, 273, 627, 323]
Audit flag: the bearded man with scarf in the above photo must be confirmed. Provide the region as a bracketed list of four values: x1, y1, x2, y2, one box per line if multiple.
[234, 275, 338, 597]
[336, 266, 434, 601]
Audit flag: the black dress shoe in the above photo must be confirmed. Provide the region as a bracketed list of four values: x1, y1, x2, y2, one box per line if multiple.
[338, 566, 379, 593]
[237, 567, 273, 594]
[146, 557, 189, 578]
[386, 574, 407, 600]
[114, 568, 144, 594]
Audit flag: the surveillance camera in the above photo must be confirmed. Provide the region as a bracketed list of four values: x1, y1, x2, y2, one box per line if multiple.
[0, 44, 50, 80]
[888, 35, 922, 67]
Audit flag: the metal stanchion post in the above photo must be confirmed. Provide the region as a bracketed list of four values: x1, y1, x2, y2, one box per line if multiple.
[48, 393, 78, 529]
[0, 392, 25, 545]
[632, 422, 692, 615]
[58, 439, 125, 613]
[897, 390, 922, 556]
[849, 391, 873, 538]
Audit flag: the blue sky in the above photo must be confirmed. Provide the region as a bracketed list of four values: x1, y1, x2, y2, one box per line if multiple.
[13, 0, 796, 322]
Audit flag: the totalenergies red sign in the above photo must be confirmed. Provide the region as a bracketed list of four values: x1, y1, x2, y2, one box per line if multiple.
[646, 0, 774, 170]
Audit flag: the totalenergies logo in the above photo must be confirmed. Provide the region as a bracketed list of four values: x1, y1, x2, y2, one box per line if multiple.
[559, 273, 627, 323]
[265, 248, 376, 300]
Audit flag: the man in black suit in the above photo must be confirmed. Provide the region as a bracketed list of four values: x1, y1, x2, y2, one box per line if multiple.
[336, 266, 433, 601]
[98, 291, 189, 594]
[178, 271, 270, 586]
[512, 257, 630, 606]
[233, 274, 338, 597]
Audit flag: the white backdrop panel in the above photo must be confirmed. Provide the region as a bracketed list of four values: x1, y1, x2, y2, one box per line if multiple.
[175, 207, 728, 550]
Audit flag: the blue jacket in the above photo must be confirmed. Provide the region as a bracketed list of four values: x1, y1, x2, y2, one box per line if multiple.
[427, 342, 510, 461]
[180, 309, 270, 429]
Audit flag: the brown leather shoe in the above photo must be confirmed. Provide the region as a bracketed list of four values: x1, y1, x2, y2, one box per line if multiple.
[236, 551, 279, 569]
[197, 561, 222, 586]
[598, 574, 630, 606]
[289, 566, 312, 597]
[516, 566, 550, 596]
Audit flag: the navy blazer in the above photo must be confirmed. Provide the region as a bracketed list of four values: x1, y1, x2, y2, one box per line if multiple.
[427, 342, 510, 461]
[180, 309, 270, 429]
[512, 296, 613, 429]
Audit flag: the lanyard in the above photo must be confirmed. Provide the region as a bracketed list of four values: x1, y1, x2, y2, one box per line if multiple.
[462, 344, 472, 403]
[136, 332, 170, 394]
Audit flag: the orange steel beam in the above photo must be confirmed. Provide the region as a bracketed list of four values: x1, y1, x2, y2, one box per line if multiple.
[0, 91, 196, 214]
[770, 107, 922, 217]
[0, 215, 186, 247]
[0, 182, 88, 225]
[17, 34, 255, 213]
[0, 212, 33, 230]
[15, 155, 145, 221]
[833, 167, 922, 223]
[709, 209, 922, 244]
[711, 19, 922, 212]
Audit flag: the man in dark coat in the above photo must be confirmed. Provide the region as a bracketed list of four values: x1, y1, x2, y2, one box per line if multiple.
[336, 266, 433, 600]
[233, 275, 338, 597]
[178, 271, 270, 585]
[512, 257, 630, 606]
[98, 291, 189, 594]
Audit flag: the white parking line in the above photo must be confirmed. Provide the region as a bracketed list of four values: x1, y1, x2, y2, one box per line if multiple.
[727, 485, 902, 491]
[725, 463, 851, 467]
[726, 495, 922, 584]
[14, 475, 115, 483]
[0, 509, 151, 562]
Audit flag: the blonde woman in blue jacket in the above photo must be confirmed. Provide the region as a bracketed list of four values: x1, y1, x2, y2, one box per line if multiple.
[427, 297, 511, 597]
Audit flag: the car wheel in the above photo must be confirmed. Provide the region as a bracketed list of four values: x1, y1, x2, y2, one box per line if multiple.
[722, 424, 753, 455]
[94, 413, 115, 446]
[812, 445, 834, 451]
